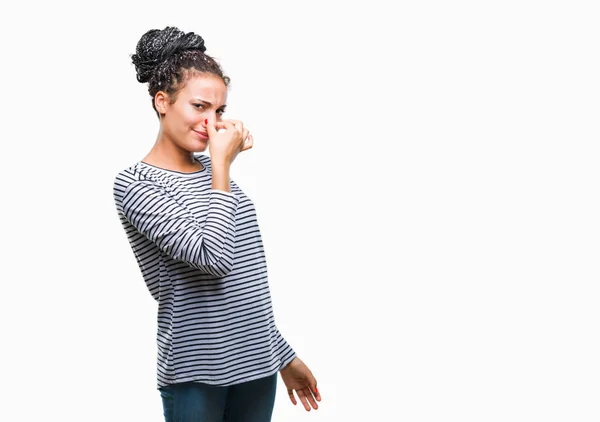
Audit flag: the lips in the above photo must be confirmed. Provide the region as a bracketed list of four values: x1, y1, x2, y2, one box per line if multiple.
[193, 129, 209, 140]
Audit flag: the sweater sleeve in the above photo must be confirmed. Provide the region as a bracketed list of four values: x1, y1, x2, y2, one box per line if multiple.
[120, 180, 239, 277]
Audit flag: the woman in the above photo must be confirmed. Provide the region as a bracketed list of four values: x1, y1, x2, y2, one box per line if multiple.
[113, 26, 321, 421]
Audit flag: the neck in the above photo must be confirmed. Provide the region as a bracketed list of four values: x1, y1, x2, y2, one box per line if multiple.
[143, 131, 201, 172]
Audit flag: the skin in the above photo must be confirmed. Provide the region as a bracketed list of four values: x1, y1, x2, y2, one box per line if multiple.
[280, 357, 322, 411]
[142, 72, 322, 411]
[143, 73, 251, 191]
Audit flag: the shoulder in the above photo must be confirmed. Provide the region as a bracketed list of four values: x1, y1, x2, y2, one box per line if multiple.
[113, 162, 166, 207]
[194, 153, 211, 170]
[193, 153, 237, 184]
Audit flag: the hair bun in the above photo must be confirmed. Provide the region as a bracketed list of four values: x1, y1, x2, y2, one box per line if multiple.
[131, 26, 206, 83]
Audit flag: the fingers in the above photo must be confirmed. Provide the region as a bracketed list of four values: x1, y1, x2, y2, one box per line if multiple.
[210, 119, 253, 153]
[288, 385, 319, 411]
[295, 389, 311, 411]
[227, 119, 244, 135]
[310, 378, 321, 402]
[287, 389, 297, 406]
[303, 386, 319, 410]
[214, 120, 251, 143]
[240, 133, 253, 152]
[213, 120, 237, 132]
[231, 121, 251, 151]
[214, 119, 243, 137]
[295, 387, 319, 411]
[302, 386, 319, 410]
[313, 386, 321, 402]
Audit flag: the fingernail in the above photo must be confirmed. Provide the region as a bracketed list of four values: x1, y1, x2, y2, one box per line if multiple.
[204, 119, 208, 125]
[314, 387, 319, 393]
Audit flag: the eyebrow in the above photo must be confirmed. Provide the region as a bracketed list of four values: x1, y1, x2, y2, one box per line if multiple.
[191, 98, 226, 109]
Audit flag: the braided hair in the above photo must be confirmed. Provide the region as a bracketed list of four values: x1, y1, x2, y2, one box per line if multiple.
[131, 26, 230, 116]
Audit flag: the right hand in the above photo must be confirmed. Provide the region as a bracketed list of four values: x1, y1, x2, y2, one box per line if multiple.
[206, 119, 253, 165]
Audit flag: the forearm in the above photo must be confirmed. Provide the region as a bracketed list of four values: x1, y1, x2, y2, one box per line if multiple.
[211, 159, 231, 192]
[121, 180, 239, 276]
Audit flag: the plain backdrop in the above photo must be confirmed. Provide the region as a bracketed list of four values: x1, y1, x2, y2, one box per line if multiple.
[1, 0, 599, 421]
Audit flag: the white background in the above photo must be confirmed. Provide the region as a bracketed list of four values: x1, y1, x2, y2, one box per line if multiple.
[1, 0, 599, 421]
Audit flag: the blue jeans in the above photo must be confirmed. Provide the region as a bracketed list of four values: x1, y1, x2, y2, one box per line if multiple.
[159, 373, 278, 422]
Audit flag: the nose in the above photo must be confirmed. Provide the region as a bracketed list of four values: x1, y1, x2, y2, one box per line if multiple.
[202, 111, 219, 127]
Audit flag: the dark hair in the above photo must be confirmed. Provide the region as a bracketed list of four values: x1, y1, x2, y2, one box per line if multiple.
[130, 26, 230, 117]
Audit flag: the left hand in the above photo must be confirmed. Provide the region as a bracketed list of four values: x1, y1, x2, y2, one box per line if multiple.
[279, 357, 321, 411]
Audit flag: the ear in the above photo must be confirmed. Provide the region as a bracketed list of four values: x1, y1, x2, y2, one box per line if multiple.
[154, 91, 169, 115]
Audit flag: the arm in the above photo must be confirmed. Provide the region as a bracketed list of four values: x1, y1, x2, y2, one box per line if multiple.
[121, 180, 239, 277]
[211, 159, 232, 193]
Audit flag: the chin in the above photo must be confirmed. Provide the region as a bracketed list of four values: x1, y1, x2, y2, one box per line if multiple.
[191, 144, 209, 153]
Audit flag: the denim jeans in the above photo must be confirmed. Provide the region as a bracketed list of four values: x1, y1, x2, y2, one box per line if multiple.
[159, 373, 278, 422]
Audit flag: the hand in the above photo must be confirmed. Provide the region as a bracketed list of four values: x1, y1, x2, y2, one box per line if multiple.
[279, 357, 321, 411]
[206, 118, 253, 165]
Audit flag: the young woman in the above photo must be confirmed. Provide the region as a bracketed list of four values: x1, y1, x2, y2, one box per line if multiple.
[113, 26, 321, 421]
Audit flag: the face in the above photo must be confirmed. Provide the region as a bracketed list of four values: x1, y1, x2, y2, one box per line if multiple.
[156, 73, 227, 152]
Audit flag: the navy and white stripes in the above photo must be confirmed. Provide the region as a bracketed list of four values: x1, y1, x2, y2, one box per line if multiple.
[113, 154, 296, 388]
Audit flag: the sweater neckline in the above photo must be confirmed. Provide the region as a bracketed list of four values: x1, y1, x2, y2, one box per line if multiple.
[138, 155, 208, 177]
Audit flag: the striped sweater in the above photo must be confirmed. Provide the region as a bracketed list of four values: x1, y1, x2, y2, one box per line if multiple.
[113, 154, 296, 388]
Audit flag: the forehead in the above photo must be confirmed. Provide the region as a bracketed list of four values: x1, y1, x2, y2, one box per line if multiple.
[178, 73, 227, 104]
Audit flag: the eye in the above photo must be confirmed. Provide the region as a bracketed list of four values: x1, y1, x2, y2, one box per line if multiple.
[217, 109, 225, 116]
[193, 103, 204, 110]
